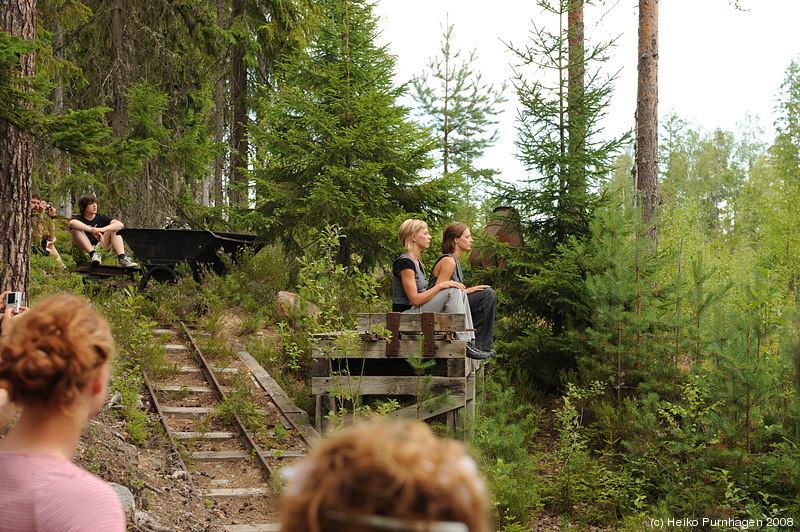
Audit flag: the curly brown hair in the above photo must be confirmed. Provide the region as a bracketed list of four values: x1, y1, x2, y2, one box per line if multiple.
[0, 294, 113, 412]
[280, 419, 490, 532]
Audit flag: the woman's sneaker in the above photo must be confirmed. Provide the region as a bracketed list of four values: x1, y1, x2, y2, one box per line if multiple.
[90, 251, 102, 265]
[116, 256, 138, 268]
[466, 343, 492, 360]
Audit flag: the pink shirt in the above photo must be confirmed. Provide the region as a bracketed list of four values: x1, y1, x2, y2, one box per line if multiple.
[0, 452, 126, 531]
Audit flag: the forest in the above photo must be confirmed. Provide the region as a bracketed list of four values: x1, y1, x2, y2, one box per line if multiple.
[2, 0, 800, 530]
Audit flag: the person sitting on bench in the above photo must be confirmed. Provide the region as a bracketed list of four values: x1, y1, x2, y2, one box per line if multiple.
[69, 193, 137, 268]
[428, 222, 497, 358]
[391, 218, 492, 360]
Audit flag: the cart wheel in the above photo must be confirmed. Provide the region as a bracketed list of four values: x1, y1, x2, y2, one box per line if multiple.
[139, 266, 179, 290]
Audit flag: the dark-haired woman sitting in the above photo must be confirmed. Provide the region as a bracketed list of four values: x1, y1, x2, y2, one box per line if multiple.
[428, 222, 497, 357]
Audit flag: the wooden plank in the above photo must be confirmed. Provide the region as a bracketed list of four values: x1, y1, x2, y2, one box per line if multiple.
[386, 312, 400, 357]
[236, 345, 321, 449]
[164, 344, 189, 351]
[447, 358, 467, 378]
[422, 312, 435, 356]
[172, 431, 236, 440]
[193, 450, 249, 461]
[314, 339, 467, 360]
[237, 349, 301, 414]
[156, 385, 213, 393]
[312, 376, 466, 396]
[202, 488, 269, 498]
[193, 450, 307, 461]
[180, 366, 239, 374]
[225, 524, 282, 532]
[315, 357, 454, 377]
[161, 406, 269, 418]
[384, 396, 466, 421]
[357, 312, 465, 334]
[161, 406, 216, 418]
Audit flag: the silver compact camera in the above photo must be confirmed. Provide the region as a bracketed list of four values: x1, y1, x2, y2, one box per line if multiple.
[4, 291, 22, 314]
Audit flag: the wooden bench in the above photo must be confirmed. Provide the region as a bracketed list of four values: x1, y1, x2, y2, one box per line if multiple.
[312, 312, 482, 437]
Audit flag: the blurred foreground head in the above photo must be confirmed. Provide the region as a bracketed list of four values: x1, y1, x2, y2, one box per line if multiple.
[281, 419, 490, 532]
[0, 294, 113, 412]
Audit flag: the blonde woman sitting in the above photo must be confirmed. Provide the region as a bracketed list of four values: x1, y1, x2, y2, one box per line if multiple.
[391, 219, 492, 360]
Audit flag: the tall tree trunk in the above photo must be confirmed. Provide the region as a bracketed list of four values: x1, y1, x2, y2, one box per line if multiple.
[636, 0, 659, 241]
[568, 0, 585, 181]
[212, 0, 226, 209]
[0, 0, 36, 298]
[53, 20, 72, 217]
[229, 0, 247, 206]
[110, 0, 126, 137]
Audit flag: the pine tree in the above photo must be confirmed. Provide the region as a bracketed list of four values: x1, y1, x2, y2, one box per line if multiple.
[635, 0, 659, 241]
[411, 19, 506, 191]
[250, 0, 457, 269]
[0, 1, 36, 297]
[0, 26, 141, 297]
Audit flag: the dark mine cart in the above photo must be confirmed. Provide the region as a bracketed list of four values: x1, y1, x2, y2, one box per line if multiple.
[119, 229, 263, 289]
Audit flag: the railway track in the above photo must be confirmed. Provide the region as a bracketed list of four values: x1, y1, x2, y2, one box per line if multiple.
[142, 322, 319, 532]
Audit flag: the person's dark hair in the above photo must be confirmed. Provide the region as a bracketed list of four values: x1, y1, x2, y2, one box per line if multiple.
[31, 191, 41, 201]
[441, 222, 468, 254]
[0, 294, 113, 412]
[77, 193, 97, 216]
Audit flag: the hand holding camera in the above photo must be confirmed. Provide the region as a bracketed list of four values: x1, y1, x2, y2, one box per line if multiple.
[1, 291, 28, 340]
[4, 292, 22, 314]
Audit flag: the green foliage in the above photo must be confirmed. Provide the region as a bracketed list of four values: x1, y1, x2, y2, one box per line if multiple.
[111, 365, 148, 445]
[495, 0, 629, 254]
[578, 203, 674, 402]
[704, 269, 785, 453]
[406, 341, 449, 422]
[250, 0, 458, 269]
[473, 372, 544, 527]
[0, 32, 152, 193]
[94, 289, 160, 444]
[487, 0, 630, 392]
[411, 19, 507, 193]
[28, 254, 84, 300]
[283, 225, 388, 426]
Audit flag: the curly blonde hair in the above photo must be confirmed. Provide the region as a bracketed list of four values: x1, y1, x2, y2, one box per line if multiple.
[0, 294, 113, 411]
[280, 419, 490, 532]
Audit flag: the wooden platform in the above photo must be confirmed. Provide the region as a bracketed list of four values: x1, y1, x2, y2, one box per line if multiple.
[312, 312, 482, 437]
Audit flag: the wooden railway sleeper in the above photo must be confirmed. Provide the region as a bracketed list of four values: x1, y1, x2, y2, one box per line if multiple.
[180, 321, 274, 479]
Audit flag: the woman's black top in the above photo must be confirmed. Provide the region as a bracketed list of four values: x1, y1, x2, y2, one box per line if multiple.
[392, 251, 427, 312]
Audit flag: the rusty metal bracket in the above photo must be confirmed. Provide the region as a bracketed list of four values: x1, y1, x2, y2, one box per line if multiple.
[387, 312, 400, 357]
[422, 312, 435, 356]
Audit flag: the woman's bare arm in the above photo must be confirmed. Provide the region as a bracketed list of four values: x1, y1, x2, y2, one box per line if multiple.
[400, 268, 462, 307]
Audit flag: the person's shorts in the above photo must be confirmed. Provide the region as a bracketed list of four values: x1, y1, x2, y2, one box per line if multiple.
[32, 238, 48, 256]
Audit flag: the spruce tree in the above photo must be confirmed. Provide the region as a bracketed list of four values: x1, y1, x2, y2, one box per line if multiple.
[250, 0, 457, 269]
[488, 0, 628, 389]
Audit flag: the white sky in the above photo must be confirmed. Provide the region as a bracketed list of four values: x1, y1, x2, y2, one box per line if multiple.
[374, 0, 800, 181]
